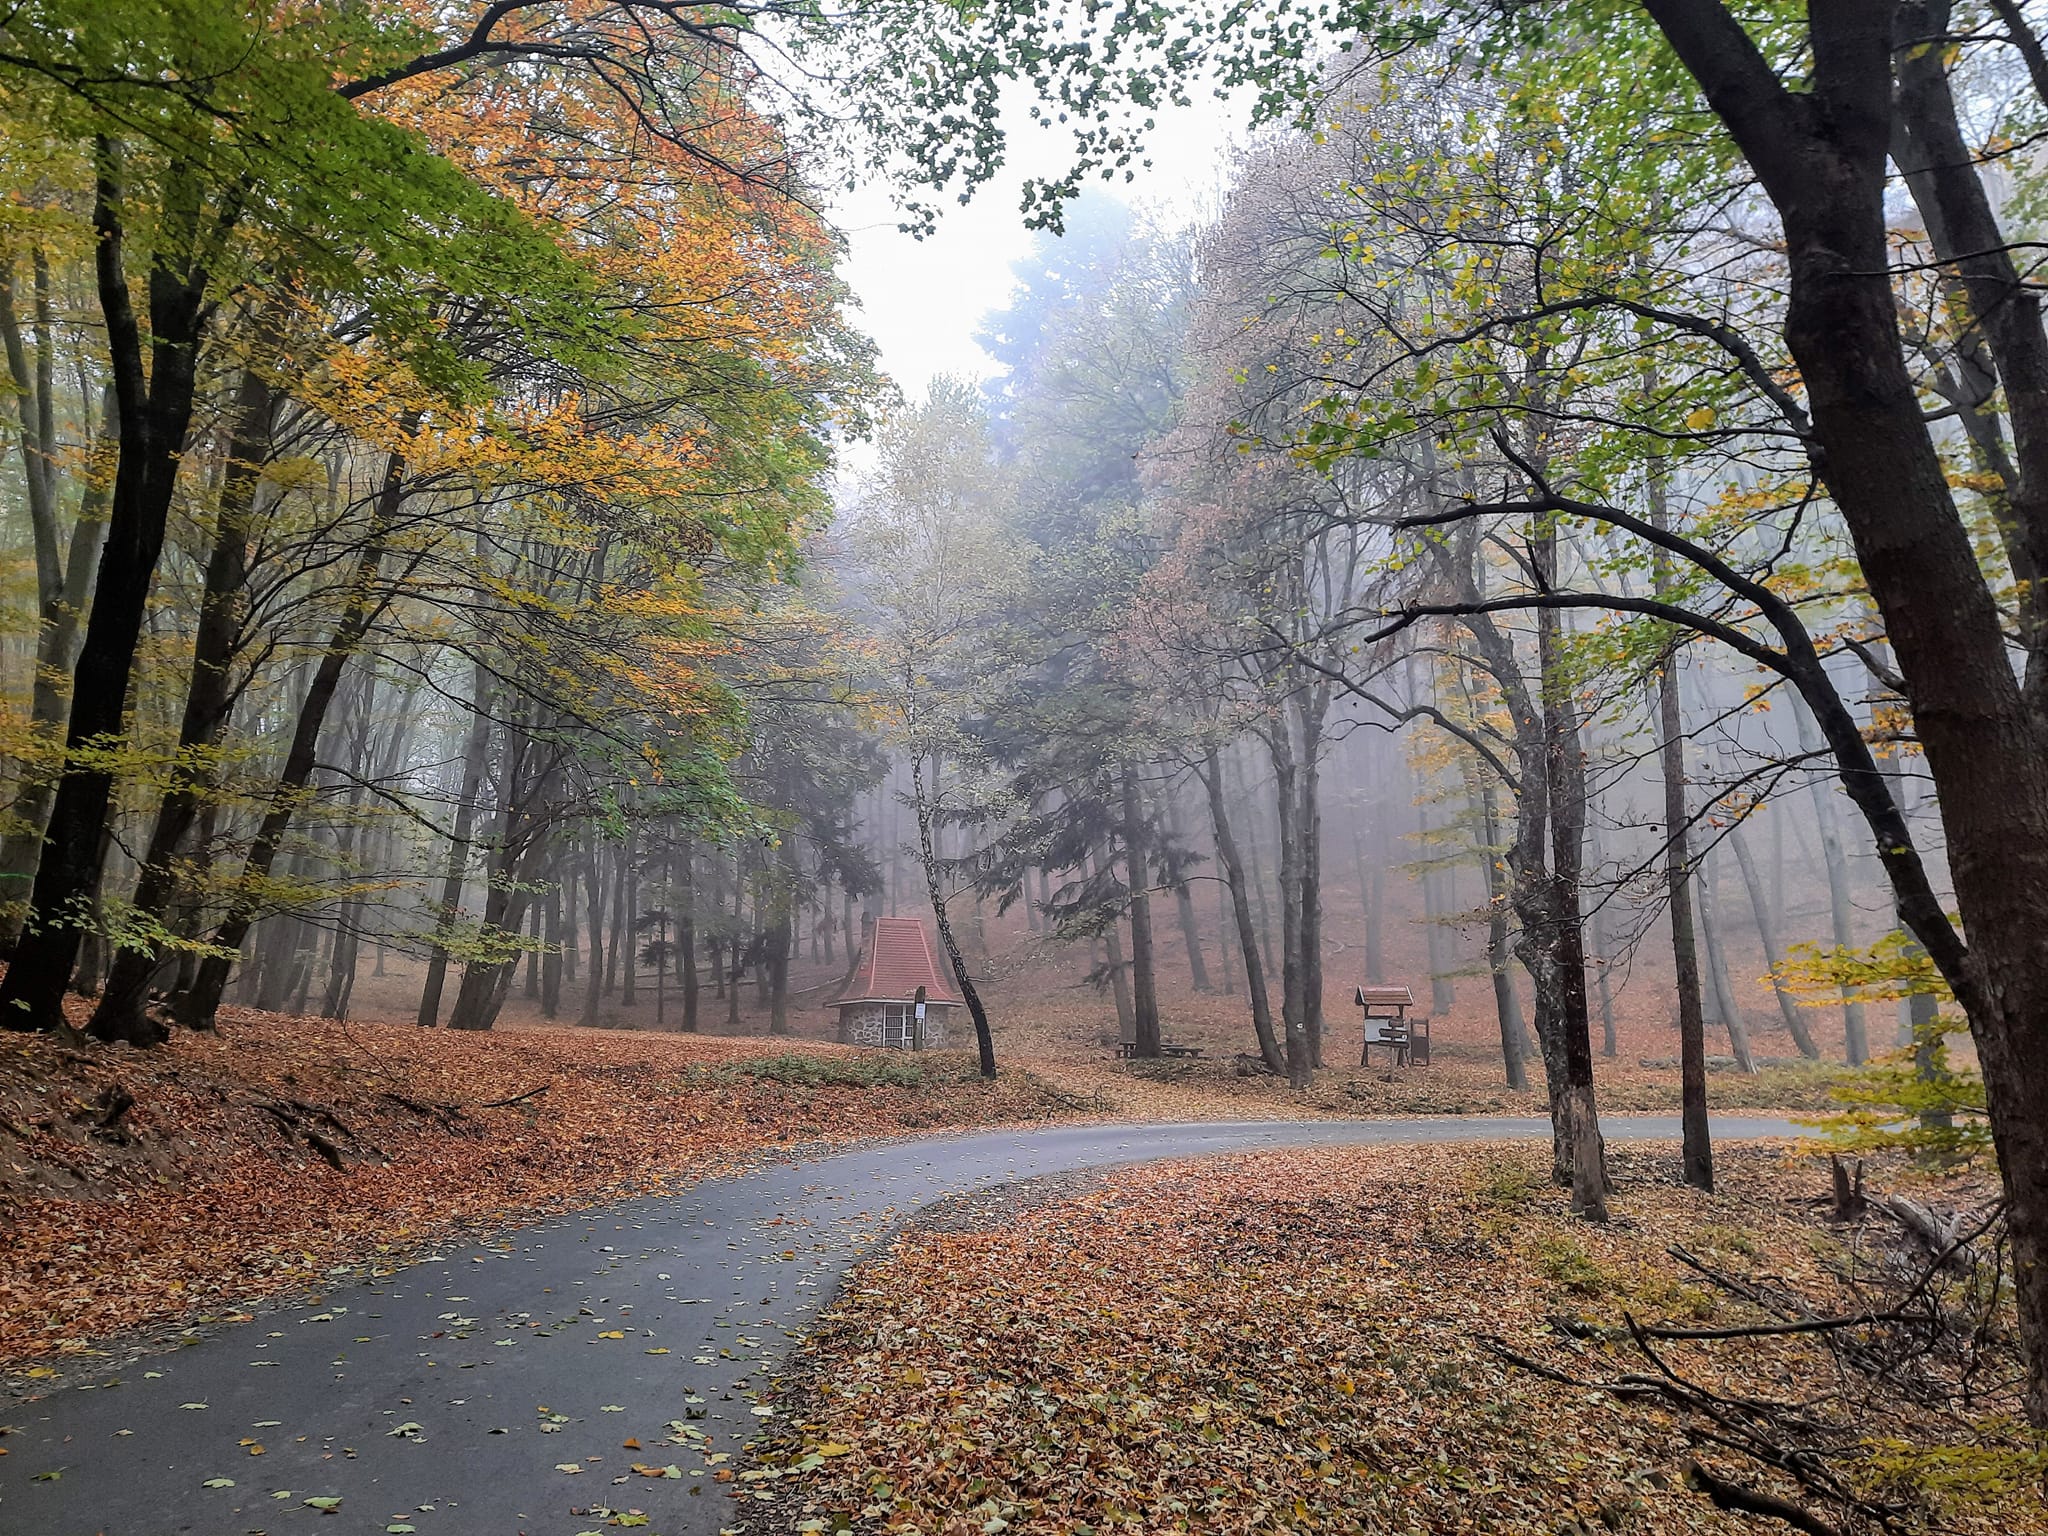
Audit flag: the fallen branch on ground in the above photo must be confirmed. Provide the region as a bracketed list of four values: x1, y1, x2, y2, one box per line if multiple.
[1686, 1461, 1842, 1536]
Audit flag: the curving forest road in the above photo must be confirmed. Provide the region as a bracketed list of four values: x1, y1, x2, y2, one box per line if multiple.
[1, 1114, 1799, 1536]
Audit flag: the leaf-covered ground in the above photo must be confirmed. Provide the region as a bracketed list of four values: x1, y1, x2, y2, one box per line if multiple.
[743, 1143, 2038, 1536]
[0, 981, 1849, 1379]
[1026, 1045, 1850, 1122]
[0, 1008, 1094, 1370]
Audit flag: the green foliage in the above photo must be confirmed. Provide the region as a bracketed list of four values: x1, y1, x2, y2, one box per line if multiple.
[1864, 1434, 2048, 1521]
[1814, 1020, 1993, 1167]
[1781, 929, 1991, 1165]
[1779, 930, 1954, 1006]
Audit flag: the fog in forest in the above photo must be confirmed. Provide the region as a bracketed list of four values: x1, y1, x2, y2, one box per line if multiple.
[0, 180, 1939, 1084]
[10, 3, 2048, 1480]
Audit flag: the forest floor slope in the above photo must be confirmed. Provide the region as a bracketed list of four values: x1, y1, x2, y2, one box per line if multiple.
[1, 1001, 1848, 1372]
[749, 1142, 2033, 1536]
[0, 1009, 1086, 1366]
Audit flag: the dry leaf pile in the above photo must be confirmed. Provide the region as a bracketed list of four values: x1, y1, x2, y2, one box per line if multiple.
[0, 1008, 1083, 1367]
[746, 1143, 2039, 1536]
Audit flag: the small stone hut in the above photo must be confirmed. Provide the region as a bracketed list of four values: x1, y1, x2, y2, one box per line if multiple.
[828, 916, 960, 1049]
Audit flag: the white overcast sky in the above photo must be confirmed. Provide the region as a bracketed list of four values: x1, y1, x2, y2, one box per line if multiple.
[830, 90, 1246, 400]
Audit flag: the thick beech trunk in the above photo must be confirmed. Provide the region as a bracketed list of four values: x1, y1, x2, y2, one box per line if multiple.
[1642, 0, 2048, 1418]
[0, 267, 110, 946]
[0, 151, 218, 1030]
[90, 359, 277, 1042]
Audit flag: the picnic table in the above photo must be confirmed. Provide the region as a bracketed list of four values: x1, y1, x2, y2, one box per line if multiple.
[1115, 1039, 1205, 1059]
[1356, 984, 1429, 1067]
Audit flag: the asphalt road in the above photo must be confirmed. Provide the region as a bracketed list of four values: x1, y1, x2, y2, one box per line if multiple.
[0, 1114, 1798, 1536]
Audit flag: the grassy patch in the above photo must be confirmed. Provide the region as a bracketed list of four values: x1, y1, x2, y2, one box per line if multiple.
[1531, 1233, 1613, 1296]
[689, 1051, 947, 1090]
[1474, 1157, 1548, 1209]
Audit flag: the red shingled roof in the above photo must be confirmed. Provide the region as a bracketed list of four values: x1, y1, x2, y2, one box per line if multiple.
[831, 916, 959, 1006]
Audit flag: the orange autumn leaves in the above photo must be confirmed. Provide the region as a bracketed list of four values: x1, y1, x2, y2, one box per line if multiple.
[0, 1009, 1077, 1367]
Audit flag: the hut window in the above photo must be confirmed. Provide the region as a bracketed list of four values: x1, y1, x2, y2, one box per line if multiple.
[880, 1003, 916, 1049]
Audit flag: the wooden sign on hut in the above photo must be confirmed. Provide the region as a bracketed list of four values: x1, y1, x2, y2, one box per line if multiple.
[828, 916, 960, 1050]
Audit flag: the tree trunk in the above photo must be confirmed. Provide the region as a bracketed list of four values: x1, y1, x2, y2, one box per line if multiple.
[1640, 0, 2048, 1416]
[0, 149, 218, 1030]
[1729, 821, 1819, 1058]
[1536, 529, 1606, 1219]
[1656, 648, 1714, 1191]
[560, 862, 577, 985]
[1159, 786, 1212, 992]
[1416, 782, 1457, 1015]
[523, 897, 543, 999]
[1474, 773, 1529, 1090]
[1120, 762, 1161, 1057]
[726, 849, 743, 1031]
[89, 355, 277, 1042]
[540, 886, 562, 1020]
[1268, 724, 1312, 1089]
[770, 829, 796, 1036]
[1202, 747, 1281, 1072]
[1792, 697, 1870, 1063]
[445, 730, 554, 1033]
[1696, 851, 1756, 1072]
[580, 830, 607, 1028]
[168, 437, 411, 1032]
[621, 827, 638, 1006]
[1102, 866, 1135, 1042]
[680, 847, 699, 1033]
[911, 749, 995, 1077]
[0, 262, 111, 949]
[1299, 696, 1328, 1065]
[419, 659, 491, 1028]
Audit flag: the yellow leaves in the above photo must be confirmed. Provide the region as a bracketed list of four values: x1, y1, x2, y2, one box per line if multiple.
[1683, 406, 1716, 431]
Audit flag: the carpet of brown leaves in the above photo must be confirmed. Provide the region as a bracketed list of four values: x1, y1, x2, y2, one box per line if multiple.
[0, 1008, 1087, 1369]
[746, 1143, 2040, 1536]
[0, 986, 1849, 1379]
[1023, 1045, 1850, 1122]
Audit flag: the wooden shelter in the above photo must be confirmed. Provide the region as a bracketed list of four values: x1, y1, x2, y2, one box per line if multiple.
[1355, 984, 1428, 1066]
[827, 916, 960, 1050]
